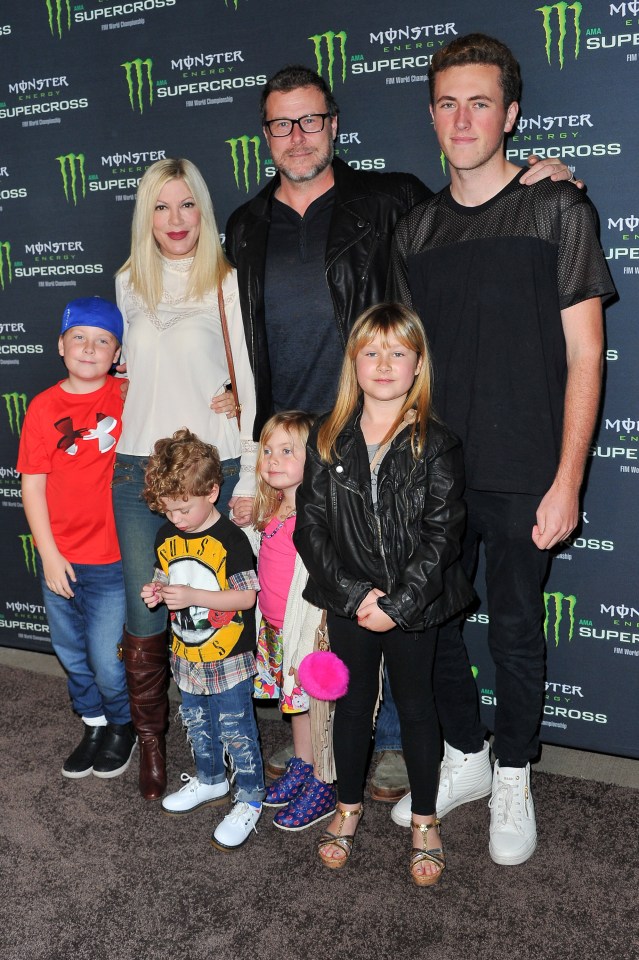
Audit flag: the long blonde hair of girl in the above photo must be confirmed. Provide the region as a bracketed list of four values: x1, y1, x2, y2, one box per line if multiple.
[116, 157, 231, 309]
[316, 302, 434, 463]
[254, 411, 315, 532]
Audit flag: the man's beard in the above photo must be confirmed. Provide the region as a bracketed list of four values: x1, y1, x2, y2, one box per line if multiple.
[277, 139, 334, 183]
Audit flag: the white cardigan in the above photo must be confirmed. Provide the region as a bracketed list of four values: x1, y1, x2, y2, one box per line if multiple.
[115, 262, 257, 497]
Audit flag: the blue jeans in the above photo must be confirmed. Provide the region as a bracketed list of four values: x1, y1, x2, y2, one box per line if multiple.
[38, 556, 130, 724]
[113, 453, 241, 638]
[179, 677, 265, 803]
[373, 668, 403, 753]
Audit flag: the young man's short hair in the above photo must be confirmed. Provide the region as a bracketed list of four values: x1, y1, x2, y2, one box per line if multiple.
[429, 33, 522, 109]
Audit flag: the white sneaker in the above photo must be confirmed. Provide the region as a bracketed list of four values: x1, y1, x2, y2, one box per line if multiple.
[211, 801, 262, 850]
[161, 773, 229, 816]
[390, 740, 493, 827]
[489, 762, 537, 865]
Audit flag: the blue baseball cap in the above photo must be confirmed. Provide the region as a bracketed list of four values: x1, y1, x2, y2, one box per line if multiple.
[60, 296, 124, 343]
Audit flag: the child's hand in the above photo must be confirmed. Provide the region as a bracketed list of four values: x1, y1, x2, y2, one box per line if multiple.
[356, 588, 384, 618]
[141, 581, 162, 608]
[160, 584, 193, 610]
[357, 593, 394, 633]
[42, 551, 76, 599]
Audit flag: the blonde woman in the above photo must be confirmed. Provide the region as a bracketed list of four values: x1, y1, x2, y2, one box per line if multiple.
[113, 158, 256, 801]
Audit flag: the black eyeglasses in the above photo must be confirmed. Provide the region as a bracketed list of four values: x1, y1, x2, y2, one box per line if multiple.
[263, 113, 331, 137]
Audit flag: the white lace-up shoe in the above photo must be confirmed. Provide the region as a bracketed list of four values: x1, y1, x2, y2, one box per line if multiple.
[489, 762, 537, 865]
[161, 773, 229, 816]
[390, 740, 493, 827]
[211, 801, 262, 850]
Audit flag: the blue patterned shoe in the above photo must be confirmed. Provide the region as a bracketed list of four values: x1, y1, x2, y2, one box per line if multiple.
[273, 776, 337, 831]
[263, 756, 313, 808]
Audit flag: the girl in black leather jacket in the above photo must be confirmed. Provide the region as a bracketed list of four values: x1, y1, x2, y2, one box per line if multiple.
[294, 303, 474, 886]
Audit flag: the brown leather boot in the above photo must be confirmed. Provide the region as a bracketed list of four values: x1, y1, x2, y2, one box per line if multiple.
[122, 629, 169, 800]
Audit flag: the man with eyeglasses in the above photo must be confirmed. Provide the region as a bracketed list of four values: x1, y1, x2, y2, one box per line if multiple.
[225, 63, 576, 810]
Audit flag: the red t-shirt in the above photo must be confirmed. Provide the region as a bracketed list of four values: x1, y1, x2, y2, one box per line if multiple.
[17, 377, 123, 564]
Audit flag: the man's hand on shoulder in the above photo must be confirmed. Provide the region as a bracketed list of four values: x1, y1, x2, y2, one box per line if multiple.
[520, 154, 585, 190]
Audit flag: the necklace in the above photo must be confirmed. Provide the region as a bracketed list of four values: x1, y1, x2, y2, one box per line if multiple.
[261, 510, 296, 541]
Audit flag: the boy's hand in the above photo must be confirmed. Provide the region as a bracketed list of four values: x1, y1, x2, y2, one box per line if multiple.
[42, 551, 76, 599]
[141, 581, 162, 608]
[160, 583, 194, 610]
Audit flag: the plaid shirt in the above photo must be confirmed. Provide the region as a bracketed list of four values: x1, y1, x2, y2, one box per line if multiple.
[171, 650, 257, 696]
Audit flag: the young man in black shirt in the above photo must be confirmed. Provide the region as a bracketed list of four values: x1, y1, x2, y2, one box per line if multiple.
[389, 34, 614, 864]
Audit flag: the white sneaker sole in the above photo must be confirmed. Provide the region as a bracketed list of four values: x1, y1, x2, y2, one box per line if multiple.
[489, 834, 537, 866]
[272, 806, 336, 832]
[162, 790, 230, 816]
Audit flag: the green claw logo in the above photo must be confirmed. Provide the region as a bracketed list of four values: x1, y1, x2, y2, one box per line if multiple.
[44, 0, 71, 38]
[121, 58, 154, 113]
[309, 31, 347, 89]
[226, 136, 261, 192]
[56, 153, 86, 205]
[544, 591, 577, 646]
[536, 2, 583, 68]
[3, 392, 27, 435]
[19, 534, 37, 576]
[0, 241, 13, 290]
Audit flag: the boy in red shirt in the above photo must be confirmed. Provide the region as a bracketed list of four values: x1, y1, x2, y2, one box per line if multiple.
[18, 297, 136, 780]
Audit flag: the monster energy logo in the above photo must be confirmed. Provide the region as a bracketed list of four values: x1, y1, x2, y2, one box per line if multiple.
[45, 0, 71, 38]
[0, 241, 12, 290]
[536, 2, 583, 68]
[56, 153, 86, 205]
[19, 534, 37, 577]
[226, 136, 261, 192]
[3, 393, 27, 435]
[544, 591, 577, 646]
[309, 31, 347, 89]
[121, 59, 154, 113]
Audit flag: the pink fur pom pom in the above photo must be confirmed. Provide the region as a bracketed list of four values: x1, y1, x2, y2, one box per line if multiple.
[298, 650, 349, 701]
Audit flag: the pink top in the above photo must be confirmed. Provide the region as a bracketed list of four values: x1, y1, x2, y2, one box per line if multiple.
[258, 514, 297, 628]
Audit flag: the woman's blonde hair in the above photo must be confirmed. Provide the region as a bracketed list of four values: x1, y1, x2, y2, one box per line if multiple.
[316, 302, 433, 462]
[116, 157, 231, 308]
[253, 411, 315, 532]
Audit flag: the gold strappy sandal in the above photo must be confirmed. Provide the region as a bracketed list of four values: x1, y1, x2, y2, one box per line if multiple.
[410, 818, 445, 887]
[317, 806, 363, 869]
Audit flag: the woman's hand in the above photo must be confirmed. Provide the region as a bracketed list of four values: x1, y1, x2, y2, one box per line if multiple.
[210, 389, 237, 419]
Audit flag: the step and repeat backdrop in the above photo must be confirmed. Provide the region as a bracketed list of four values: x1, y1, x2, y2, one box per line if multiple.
[1, 0, 636, 757]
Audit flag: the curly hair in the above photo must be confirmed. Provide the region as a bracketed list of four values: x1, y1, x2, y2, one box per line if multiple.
[253, 411, 315, 532]
[143, 428, 223, 513]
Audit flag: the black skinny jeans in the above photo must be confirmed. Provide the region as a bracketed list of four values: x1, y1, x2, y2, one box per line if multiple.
[327, 612, 439, 816]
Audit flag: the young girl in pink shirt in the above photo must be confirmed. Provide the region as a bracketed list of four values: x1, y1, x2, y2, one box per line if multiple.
[251, 411, 337, 830]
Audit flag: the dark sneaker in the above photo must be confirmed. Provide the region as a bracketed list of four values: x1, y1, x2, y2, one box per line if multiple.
[92, 722, 137, 779]
[62, 723, 107, 779]
[263, 757, 313, 808]
[274, 776, 336, 831]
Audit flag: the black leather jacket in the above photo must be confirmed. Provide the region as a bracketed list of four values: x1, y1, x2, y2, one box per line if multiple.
[294, 409, 476, 631]
[225, 157, 431, 439]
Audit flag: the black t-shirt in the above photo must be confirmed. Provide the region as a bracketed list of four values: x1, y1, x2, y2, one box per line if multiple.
[390, 171, 615, 495]
[264, 189, 344, 415]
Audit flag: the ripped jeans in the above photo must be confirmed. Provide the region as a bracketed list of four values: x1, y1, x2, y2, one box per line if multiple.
[179, 679, 265, 803]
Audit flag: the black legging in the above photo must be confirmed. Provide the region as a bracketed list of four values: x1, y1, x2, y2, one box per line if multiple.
[327, 612, 439, 816]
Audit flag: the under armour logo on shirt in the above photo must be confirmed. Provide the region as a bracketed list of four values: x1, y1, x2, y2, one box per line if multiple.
[55, 412, 118, 456]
